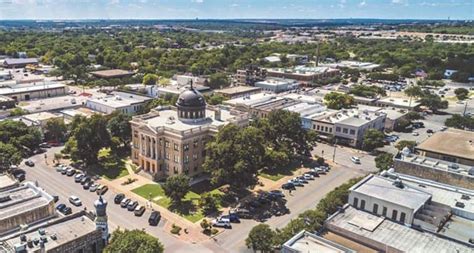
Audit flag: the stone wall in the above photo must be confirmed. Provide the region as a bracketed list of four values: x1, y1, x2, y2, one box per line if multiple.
[48, 229, 104, 253]
[394, 159, 474, 190]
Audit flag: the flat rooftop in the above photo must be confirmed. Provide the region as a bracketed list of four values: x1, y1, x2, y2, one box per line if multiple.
[283, 230, 355, 253]
[87, 91, 152, 108]
[256, 78, 297, 86]
[223, 93, 276, 107]
[158, 84, 211, 95]
[215, 86, 261, 95]
[396, 154, 473, 178]
[378, 97, 421, 108]
[266, 66, 339, 76]
[416, 128, 474, 160]
[0, 175, 18, 191]
[350, 175, 431, 211]
[19, 95, 85, 113]
[22, 111, 62, 123]
[326, 205, 474, 253]
[0, 83, 65, 95]
[2, 213, 97, 252]
[90, 69, 133, 78]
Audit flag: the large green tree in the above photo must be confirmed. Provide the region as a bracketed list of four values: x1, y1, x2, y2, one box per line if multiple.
[208, 72, 230, 89]
[375, 152, 394, 171]
[107, 112, 132, 147]
[203, 124, 265, 190]
[454, 87, 469, 100]
[44, 118, 67, 142]
[245, 224, 276, 253]
[445, 114, 474, 130]
[362, 129, 385, 151]
[142, 73, 158, 85]
[104, 229, 164, 253]
[419, 93, 448, 112]
[323, 92, 354, 110]
[0, 142, 22, 173]
[163, 175, 191, 204]
[0, 120, 42, 154]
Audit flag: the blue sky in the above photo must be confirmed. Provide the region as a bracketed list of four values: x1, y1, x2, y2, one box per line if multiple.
[0, 0, 472, 20]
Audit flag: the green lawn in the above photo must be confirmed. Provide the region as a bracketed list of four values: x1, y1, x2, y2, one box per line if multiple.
[132, 184, 221, 223]
[259, 172, 286, 181]
[94, 166, 129, 180]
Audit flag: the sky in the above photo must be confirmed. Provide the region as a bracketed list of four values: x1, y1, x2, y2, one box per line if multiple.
[0, 0, 472, 20]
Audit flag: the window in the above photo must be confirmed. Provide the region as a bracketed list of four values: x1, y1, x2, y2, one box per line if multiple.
[184, 155, 189, 164]
[373, 203, 379, 214]
[193, 154, 198, 160]
[174, 143, 179, 151]
[165, 141, 170, 148]
[183, 144, 189, 151]
[400, 212, 406, 223]
[193, 139, 199, 148]
[353, 197, 359, 208]
[382, 206, 387, 216]
[317, 125, 320, 131]
[350, 129, 356, 135]
[343, 128, 348, 134]
[360, 199, 366, 210]
[165, 153, 170, 160]
[392, 210, 398, 220]
[174, 155, 179, 163]
[329, 128, 332, 133]
[336, 127, 341, 132]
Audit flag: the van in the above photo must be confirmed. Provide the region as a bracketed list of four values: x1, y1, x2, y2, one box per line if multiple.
[148, 211, 161, 226]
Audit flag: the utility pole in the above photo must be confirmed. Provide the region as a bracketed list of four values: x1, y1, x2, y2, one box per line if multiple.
[332, 138, 338, 163]
[463, 100, 468, 116]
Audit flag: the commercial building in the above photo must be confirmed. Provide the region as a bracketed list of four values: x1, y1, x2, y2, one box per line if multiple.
[86, 91, 153, 115]
[266, 66, 340, 82]
[21, 111, 63, 129]
[175, 74, 208, 87]
[0, 83, 68, 101]
[325, 172, 474, 252]
[321, 60, 381, 71]
[254, 78, 300, 93]
[18, 95, 85, 114]
[286, 54, 309, 64]
[0, 70, 12, 81]
[311, 108, 386, 147]
[284, 102, 328, 129]
[3, 58, 39, 68]
[157, 84, 212, 97]
[130, 86, 249, 178]
[214, 86, 262, 99]
[0, 95, 15, 109]
[416, 128, 474, 166]
[233, 66, 266, 86]
[374, 97, 421, 110]
[357, 105, 408, 131]
[90, 69, 134, 79]
[281, 230, 355, 253]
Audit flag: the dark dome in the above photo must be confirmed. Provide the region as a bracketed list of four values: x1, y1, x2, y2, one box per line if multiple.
[176, 88, 206, 107]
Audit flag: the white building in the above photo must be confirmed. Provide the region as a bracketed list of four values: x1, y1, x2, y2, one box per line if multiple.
[0, 83, 68, 101]
[85, 91, 153, 115]
[255, 78, 299, 93]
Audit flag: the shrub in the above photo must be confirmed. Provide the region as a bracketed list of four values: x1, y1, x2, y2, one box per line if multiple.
[170, 224, 182, 235]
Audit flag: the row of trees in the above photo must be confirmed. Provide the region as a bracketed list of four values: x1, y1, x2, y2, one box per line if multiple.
[245, 177, 362, 252]
[404, 85, 448, 112]
[445, 114, 474, 130]
[348, 84, 387, 98]
[203, 110, 317, 191]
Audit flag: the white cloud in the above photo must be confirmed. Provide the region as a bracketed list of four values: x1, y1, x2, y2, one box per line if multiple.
[191, 0, 203, 3]
[230, 3, 238, 7]
[338, 0, 346, 8]
[358, 0, 366, 7]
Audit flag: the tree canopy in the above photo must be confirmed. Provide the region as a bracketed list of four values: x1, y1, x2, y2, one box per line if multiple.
[163, 175, 191, 204]
[362, 129, 385, 151]
[245, 224, 276, 253]
[104, 229, 164, 253]
[323, 92, 354, 110]
[375, 152, 394, 171]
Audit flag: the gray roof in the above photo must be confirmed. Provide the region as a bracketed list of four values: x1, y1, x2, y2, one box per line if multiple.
[326, 205, 474, 253]
[4, 58, 38, 65]
[350, 175, 431, 211]
[176, 88, 206, 107]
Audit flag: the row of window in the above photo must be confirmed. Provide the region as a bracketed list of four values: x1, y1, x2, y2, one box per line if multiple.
[353, 197, 406, 223]
[335, 126, 356, 135]
[314, 124, 333, 133]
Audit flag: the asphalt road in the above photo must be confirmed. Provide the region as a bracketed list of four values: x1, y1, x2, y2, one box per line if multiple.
[213, 163, 369, 252]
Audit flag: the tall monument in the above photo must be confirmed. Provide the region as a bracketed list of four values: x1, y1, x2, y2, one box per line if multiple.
[94, 195, 109, 245]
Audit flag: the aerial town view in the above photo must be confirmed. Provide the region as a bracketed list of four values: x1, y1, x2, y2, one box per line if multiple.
[0, 1, 473, 253]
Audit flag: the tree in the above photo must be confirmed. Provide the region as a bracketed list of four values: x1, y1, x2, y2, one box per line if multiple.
[0, 120, 42, 154]
[158, 78, 171, 87]
[104, 229, 164, 253]
[143, 73, 158, 85]
[163, 175, 190, 204]
[298, 209, 325, 232]
[204, 124, 265, 190]
[199, 192, 220, 215]
[454, 87, 469, 100]
[419, 93, 448, 113]
[69, 114, 111, 165]
[404, 85, 423, 107]
[97, 147, 120, 171]
[44, 118, 67, 142]
[323, 92, 354, 110]
[362, 129, 385, 151]
[208, 72, 230, 89]
[395, 140, 417, 151]
[445, 114, 474, 130]
[206, 94, 225, 105]
[0, 142, 22, 173]
[375, 152, 393, 171]
[245, 224, 275, 253]
[200, 219, 212, 234]
[405, 111, 423, 121]
[349, 84, 386, 98]
[9, 108, 27, 116]
[107, 112, 132, 147]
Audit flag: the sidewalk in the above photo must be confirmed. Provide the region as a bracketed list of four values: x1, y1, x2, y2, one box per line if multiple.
[96, 161, 209, 243]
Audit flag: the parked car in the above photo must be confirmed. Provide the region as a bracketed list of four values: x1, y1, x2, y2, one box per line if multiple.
[25, 160, 35, 167]
[66, 168, 76, 176]
[281, 182, 296, 190]
[127, 201, 139, 211]
[295, 177, 308, 184]
[13, 172, 25, 182]
[55, 164, 66, 172]
[303, 173, 314, 180]
[97, 185, 109, 195]
[114, 193, 125, 204]
[60, 167, 68, 175]
[68, 196, 82, 206]
[89, 183, 99, 192]
[83, 181, 92, 190]
[269, 190, 285, 198]
[426, 129, 434, 134]
[134, 205, 146, 216]
[230, 208, 252, 219]
[412, 132, 419, 136]
[61, 206, 72, 215]
[56, 203, 66, 211]
[80, 176, 91, 185]
[288, 179, 303, 187]
[74, 173, 84, 183]
[148, 211, 161, 226]
[220, 213, 240, 223]
[212, 218, 232, 229]
[440, 126, 448, 131]
[120, 198, 131, 208]
[307, 171, 320, 177]
[39, 143, 51, 148]
[351, 156, 361, 164]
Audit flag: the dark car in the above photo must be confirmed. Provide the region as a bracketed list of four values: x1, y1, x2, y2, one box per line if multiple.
[427, 129, 434, 134]
[148, 211, 161, 226]
[231, 208, 252, 219]
[80, 176, 91, 185]
[14, 173, 25, 182]
[25, 160, 35, 167]
[61, 206, 72, 215]
[39, 143, 51, 148]
[97, 185, 109, 195]
[281, 183, 296, 190]
[114, 193, 125, 204]
[56, 203, 66, 211]
[307, 171, 320, 177]
[221, 213, 240, 223]
[83, 181, 92, 190]
[268, 190, 285, 199]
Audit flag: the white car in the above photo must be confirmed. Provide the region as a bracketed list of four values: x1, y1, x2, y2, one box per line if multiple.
[412, 132, 419, 136]
[212, 218, 232, 228]
[89, 183, 99, 192]
[351, 156, 361, 164]
[68, 195, 82, 206]
[74, 173, 84, 182]
[303, 173, 314, 180]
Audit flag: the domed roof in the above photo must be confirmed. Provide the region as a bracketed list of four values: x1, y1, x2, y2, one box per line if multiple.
[176, 88, 206, 107]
